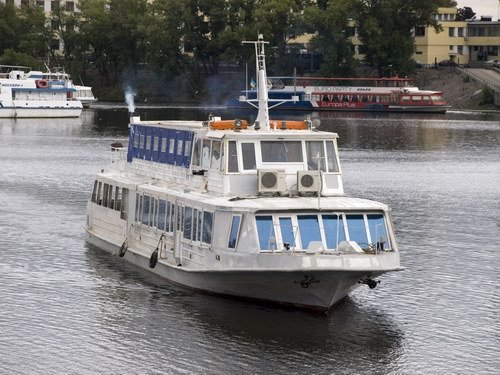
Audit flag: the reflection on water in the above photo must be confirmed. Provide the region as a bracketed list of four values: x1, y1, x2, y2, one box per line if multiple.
[0, 107, 499, 373]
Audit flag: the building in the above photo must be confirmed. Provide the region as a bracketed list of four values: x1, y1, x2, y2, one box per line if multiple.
[413, 7, 500, 66]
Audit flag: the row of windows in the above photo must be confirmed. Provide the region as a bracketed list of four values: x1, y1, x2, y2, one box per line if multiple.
[127, 125, 193, 167]
[314, 93, 392, 104]
[255, 213, 390, 252]
[135, 194, 214, 246]
[91, 181, 128, 220]
[227, 140, 339, 173]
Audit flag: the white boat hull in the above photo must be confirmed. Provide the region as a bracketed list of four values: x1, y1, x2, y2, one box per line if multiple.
[86, 228, 389, 312]
[0, 106, 82, 118]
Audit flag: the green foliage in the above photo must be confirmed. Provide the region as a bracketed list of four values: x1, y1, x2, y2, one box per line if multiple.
[0, 49, 41, 68]
[479, 86, 494, 106]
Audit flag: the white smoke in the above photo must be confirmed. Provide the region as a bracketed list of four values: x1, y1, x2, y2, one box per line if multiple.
[125, 86, 136, 113]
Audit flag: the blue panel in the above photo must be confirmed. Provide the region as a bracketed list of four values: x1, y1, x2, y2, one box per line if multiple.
[322, 214, 346, 250]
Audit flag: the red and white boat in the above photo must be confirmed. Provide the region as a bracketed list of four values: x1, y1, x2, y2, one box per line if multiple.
[229, 76, 450, 113]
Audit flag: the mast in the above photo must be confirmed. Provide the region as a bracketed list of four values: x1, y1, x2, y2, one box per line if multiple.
[243, 35, 270, 130]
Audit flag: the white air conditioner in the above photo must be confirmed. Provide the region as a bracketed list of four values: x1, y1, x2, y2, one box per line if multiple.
[258, 169, 286, 193]
[297, 170, 320, 192]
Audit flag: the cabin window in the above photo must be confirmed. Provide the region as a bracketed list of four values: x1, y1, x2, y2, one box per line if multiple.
[228, 141, 238, 173]
[192, 138, 201, 167]
[153, 136, 159, 152]
[120, 188, 128, 220]
[412, 96, 422, 101]
[91, 180, 98, 203]
[256, 215, 276, 251]
[152, 198, 159, 228]
[102, 184, 109, 207]
[211, 140, 221, 171]
[228, 215, 241, 249]
[135, 194, 141, 222]
[298, 215, 321, 250]
[431, 95, 441, 101]
[142, 196, 151, 226]
[261, 141, 303, 163]
[114, 186, 121, 211]
[279, 217, 296, 249]
[202, 211, 213, 244]
[322, 214, 346, 249]
[242, 143, 256, 170]
[161, 138, 167, 153]
[134, 133, 139, 148]
[306, 141, 325, 171]
[183, 207, 192, 239]
[423, 96, 430, 101]
[166, 202, 174, 232]
[326, 141, 339, 172]
[146, 136, 152, 152]
[192, 209, 202, 242]
[367, 214, 388, 250]
[346, 214, 368, 246]
[201, 139, 211, 168]
[402, 95, 411, 101]
[177, 205, 184, 231]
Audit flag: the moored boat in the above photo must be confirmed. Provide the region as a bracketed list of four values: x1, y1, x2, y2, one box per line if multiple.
[0, 66, 82, 118]
[228, 76, 450, 113]
[84, 36, 402, 312]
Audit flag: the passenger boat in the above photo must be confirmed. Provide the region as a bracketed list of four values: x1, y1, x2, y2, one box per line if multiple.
[23, 67, 97, 108]
[228, 76, 450, 113]
[84, 36, 402, 312]
[0, 66, 82, 118]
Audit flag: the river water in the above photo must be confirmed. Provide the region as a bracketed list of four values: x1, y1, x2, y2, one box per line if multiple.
[0, 106, 499, 374]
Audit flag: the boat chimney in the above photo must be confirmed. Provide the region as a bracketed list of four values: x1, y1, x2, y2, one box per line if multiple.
[129, 111, 140, 124]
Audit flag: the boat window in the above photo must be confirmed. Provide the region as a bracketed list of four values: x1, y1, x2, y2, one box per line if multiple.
[192, 209, 202, 242]
[279, 217, 296, 249]
[306, 141, 325, 171]
[326, 141, 339, 172]
[228, 141, 238, 173]
[201, 139, 211, 168]
[177, 205, 184, 231]
[114, 186, 121, 211]
[102, 183, 109, 207]
[120, 188, 128, 220]
[107, 185, 114, 209]
[142, 196, 151, 226]
[202, 211, 213, 244]
[431, 95, 441, 101]
[346, 214, 368, 246]
[91, 180, 98, 203]
[298, 215, 321, 249]
[183, 207, 192, 240]
[161, 138, 167, 153]
[153, 136, 159, 152]
[169, 138, 175, 157]
[423, 96, 430, 101]
[192, 138, 201, 167]
[228, 215, 241, 249]
[134, 133, 139, 148]
[211, 140, 221, 170]
[322, 214, 346, 249]
[184, 140, 192, 158]
[146, 135, 152, 151]
[402, 95, 411, 101]
[158, 199, 167, 230]
[242, 143, 256, 170]
[367, 214, 389, 250]
[150, 198, 157, 228]
[135, 194, 141, 222]
[412, 96, 422, 101]
[177, 139, 184, 156]
[165, 202, 173, 232]
[261, 141, 303, 163]
[256, 215, 276, 251]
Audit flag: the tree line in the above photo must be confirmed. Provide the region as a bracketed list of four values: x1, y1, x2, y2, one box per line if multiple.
[0, 0, 464, 97]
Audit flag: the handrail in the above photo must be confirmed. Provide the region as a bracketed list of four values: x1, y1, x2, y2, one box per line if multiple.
[457, 67, 500, 92]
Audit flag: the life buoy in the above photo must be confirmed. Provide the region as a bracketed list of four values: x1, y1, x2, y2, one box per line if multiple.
[210, 119, 248, 130]
[35, 79, 48, 89]
[270, 120, 308, 130]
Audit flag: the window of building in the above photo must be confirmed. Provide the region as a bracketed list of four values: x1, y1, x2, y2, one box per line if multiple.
[51, 1, 60, 10]
[458, 45, 463, 55]
[448, 27, 455, 37]
[415, 27, 425, 36]
[66, 1, 75, 12]
[36, 0, 44, 8]
[415, 51, 423, 55]
[458, 27, 464, 37]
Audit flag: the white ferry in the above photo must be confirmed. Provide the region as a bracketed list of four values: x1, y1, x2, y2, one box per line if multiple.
[0, 66, 82, 118]
[24, 67, 97, 108]
[84, 37, 401, 312]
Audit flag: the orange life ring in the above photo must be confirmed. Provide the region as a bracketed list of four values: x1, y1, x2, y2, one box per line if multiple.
[270, 120, 308, 130]
[210, 119, 248, 130]
[35, 79, 48, 88]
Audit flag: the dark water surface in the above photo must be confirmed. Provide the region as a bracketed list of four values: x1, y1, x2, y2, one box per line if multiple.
[1, 107, 499, 374]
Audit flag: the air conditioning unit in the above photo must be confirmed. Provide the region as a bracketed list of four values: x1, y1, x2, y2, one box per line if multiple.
[258, 169, 286, 193]
[297, 170, 320, 193]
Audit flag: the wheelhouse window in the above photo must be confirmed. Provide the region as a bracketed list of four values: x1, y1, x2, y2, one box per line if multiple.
[202, 211, 213, 245]
[261, 141, 303, 163]
[227, 141, 238, 172]
[306, 141, 325, 171]
[256, 215, 276, 251]
[228, 215, 241, 249]
[297, 215, 321, 250]
[210, 140, 221, 170]
[242, 143, 256, 170]
[183, 207, 192, 239]
[279, 217, 296, 249]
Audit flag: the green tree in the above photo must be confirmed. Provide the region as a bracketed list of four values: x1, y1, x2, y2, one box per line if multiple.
[0, 2, 19, 55]
[457, 7, 476, 21]
[304, 0, 356, 76]
[354, 0, 441, 76]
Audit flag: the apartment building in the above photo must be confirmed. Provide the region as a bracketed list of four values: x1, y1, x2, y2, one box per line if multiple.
[414, 7, 500, 66]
